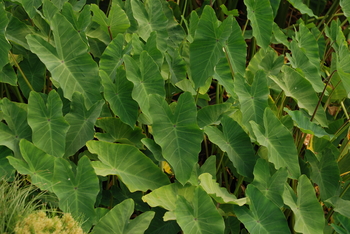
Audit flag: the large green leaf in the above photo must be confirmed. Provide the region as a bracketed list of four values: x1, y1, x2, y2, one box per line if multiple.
[64, 92, 104, 157]
[100, 69, 138, 128]
[0, 99, 31, 157]
[340, 0, 350, 18]
[26, 13, 101, 108]
[250, 108, 301, 179]
[270, 65, 328, 127]
[244, 0, 274, 49]
[251, 158, 288, 208]
[306, 150, 340, 201]
[199, 173, 246, 206]
[28, 90, 69, 158]
[53, 156, 99, 230]
[148, 92, 203, 185]
[94, 117, 145, 149]
[235, 184, 291, 233]
[204, 115, 257, 178]
[124, 51, 165, 118]
[234, 70, 269, 137]
[0, 2, 10, 69]
[190, 6, 233, 89]
[7, 139, 55, 192]
[91, 2, 130, 39]
[283, 175, 325, 234]
[175, 186, 225, 234]
[86, 140, 169, 192]
[91, 199, 154, 234]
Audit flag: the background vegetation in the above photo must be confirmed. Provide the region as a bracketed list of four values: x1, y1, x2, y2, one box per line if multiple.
[0, 0, 349, 233]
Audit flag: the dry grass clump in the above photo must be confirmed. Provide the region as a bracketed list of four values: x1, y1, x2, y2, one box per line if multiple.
[14, 211, 85, 234]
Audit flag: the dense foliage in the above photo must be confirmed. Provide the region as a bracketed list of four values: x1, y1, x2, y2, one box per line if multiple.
[0, 0, 350, 233]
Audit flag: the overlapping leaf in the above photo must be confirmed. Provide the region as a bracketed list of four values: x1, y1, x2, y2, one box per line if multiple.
[87, 140, 169, 192]
[197, 102, 231, 128]
[26, 13, 102, 108]
[0, 3, 10, 69]
[28, 90, 69, 158]
[287, 0, 316, 17]
[148, 92, 203, 185]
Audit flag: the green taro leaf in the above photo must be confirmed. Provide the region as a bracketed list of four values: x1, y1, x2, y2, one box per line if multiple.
[91, 199, 154, 234]
[204, 115, 257, 178]
[26, 13, 102, 108]
[95, 117, 145, 149]
[234, 70, 269, 137]
[251, 158, 288, 208]
[91, 2, 130, 39]
[270, 65, 328, 127]
[86, 140, 169, 192]
[306, 150, 340, 201]
[250, 108, 301, 179]
[28, 91, 69, 158]
[124, 51, 165, 118]
[148, 92, 203, 185]
[0, 98, 31, 157]
[244, 0, 274, 50]
[175, 186, 225, 234]
[197, 102, 231, 128]
[7, 139, 55, 192]
[283, 175, 325, 234]
[100, 69, 138, 128]
[287, 0, 316, 17]
[0, 64, 17, 86]
[234, 184, 291, 234]
[340, 0, 350, 18]
[199, 173, 246, 206]
[64, 92, 104, 157]
[213, 58, 235, 97]
[190, 6, 233, 89]
[0, 146, 15, 179]
[53, 156, 99, 230]
[0, 2, 10, 69]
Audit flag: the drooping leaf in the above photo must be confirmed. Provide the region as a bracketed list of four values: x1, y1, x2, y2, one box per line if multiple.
[94, 117, 145, 149]
[250, 108, 301, 179]
[148, 92, 203, 185]
[175, 186, 225, 234]
[204, 115, 257, 178]
[197, 102, 231, 128]
[283, 175, 325, 234]
[270, 65, 328, 126]
[7, 139, 55, 192]
[244, 0, 274, 49]
[284, 108, 333, 139]
[287, 0, 316, 17]
[91, 199, 154, 234]
[0, 3, 10, 69]
[64, 93, 104, 157]
[190, 6, 233, 89]
[235, 184, 291, 233]
[53, 156, 99, 230]
[28, 90, 69, 158]
[251, 158, 288, 208]
[199, 173, 246, 206]
[91, 2, 130, 39]
[0, 98, 31, 157]
[87, 140, 169, 192]
[124, 51, 165, 118]
[306, 150, 340, 201]
[26, 13, 102, 108]
[100, 69, 138, 128]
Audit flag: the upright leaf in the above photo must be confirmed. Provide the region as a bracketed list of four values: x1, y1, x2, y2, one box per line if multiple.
[283, 175, 325, 234]
[175, 186, 225, 234]
[53, 156, 99, 230]
[87, 140, 169, 192]
[244, 0, 274, 49]
[204, 115, 257, 178]
[250, 108, 301, 179]
[235, 185, 291, 233]
[0, 2, 10, 69]
[26, 13, 101, 108]
[64, 93, 104, 157]
[190, 6, 233, 89]
[28, 91, 69, 158]
[148, 92, 203, 185]
[197, 102, 231, 128]
[91, 199, 154, 234]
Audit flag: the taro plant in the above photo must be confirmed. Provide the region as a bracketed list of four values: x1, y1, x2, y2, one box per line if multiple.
[0, 0, 350, 233]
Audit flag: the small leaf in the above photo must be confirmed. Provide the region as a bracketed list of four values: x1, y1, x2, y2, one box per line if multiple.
[87, 141, 169, 192]
[0, 3, 10, 69]
[220, 4, 239, 16]
[197, 102, 231, 128]
[287, 0, 316, 17]
[28, 91, 69, 158]
[91, 199, 154, 234]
